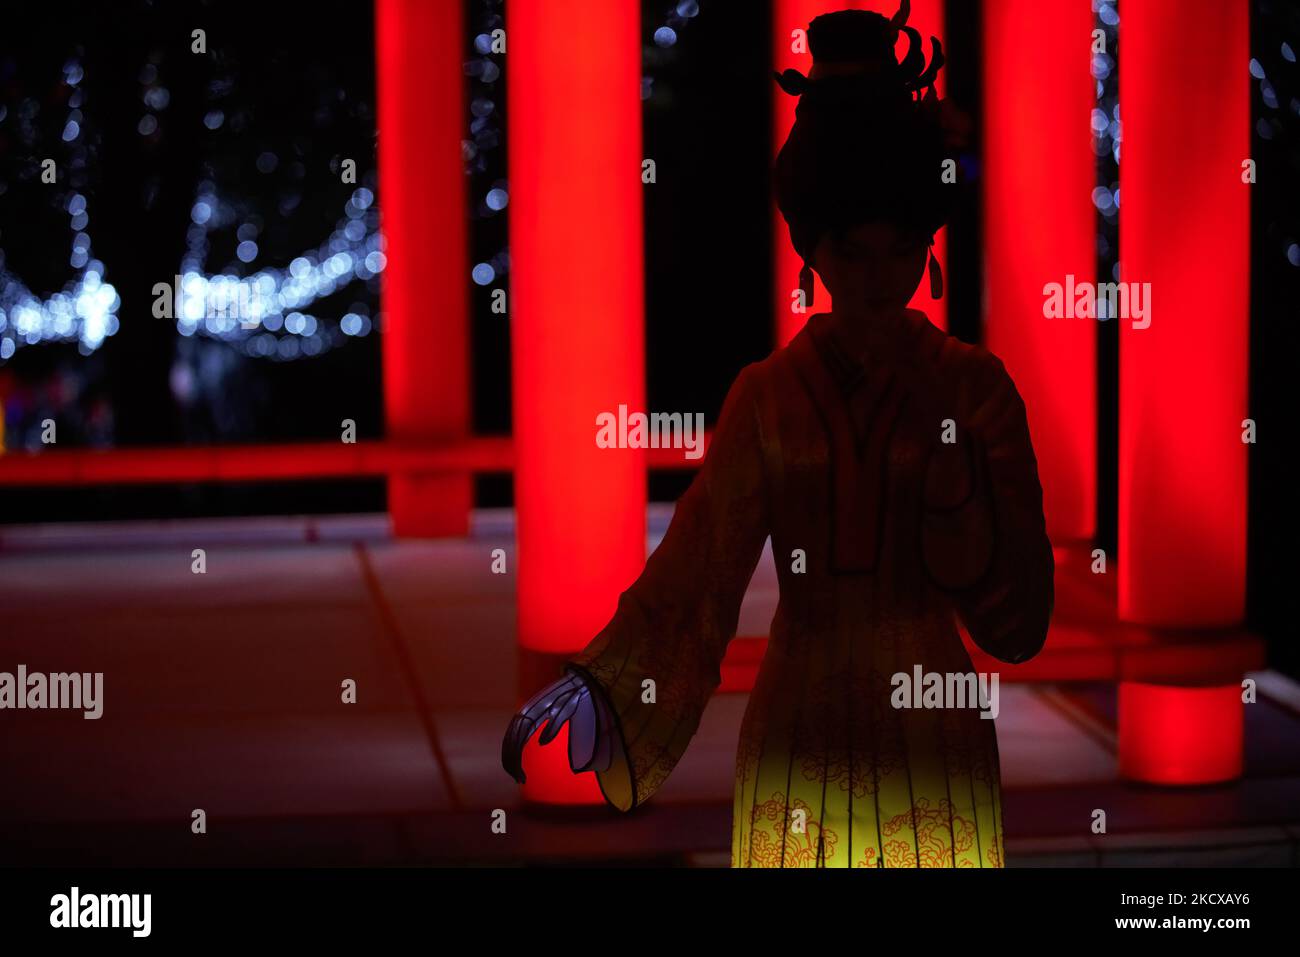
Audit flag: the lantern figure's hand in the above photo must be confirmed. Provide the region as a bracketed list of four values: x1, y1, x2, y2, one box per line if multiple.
[501, 671, 617, 785]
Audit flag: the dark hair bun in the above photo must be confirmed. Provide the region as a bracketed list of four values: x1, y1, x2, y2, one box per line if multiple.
[774, 3, 957, 262]
[807, 9, 898, 64]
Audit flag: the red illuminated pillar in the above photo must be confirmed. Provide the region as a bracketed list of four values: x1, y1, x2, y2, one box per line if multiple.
[1118, 0, 1249, 626]
[773, 0, 946, 348]
[982, 0, 1096, 542]
[375, 0, 472, 537]
[1119, 683, 1244, 784]
[508, 0, 646, 802]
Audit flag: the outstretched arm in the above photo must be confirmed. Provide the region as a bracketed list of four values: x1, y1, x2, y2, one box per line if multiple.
[569, 364, 772, 810]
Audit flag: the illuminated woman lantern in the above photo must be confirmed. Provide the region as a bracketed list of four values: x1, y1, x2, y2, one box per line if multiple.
[502, 3, 1054, 868]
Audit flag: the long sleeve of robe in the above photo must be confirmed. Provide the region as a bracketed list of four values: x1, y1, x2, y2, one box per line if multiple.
[565, 364, 771, 812]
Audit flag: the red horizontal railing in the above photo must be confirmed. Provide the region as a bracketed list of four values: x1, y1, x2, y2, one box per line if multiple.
[0, 437, 709, 485]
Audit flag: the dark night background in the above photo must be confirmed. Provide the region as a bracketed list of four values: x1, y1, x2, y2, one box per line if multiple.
[0, 0, 1296, 671]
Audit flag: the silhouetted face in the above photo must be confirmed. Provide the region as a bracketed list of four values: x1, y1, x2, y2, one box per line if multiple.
[811, 221, 928, 314]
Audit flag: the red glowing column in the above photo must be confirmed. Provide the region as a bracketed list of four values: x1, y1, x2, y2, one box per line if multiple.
[1119, 683, 1243, 784]
[1118, 0, 1249, 626]
[773, 0, 946, 347]
[982, 0, 1096, 543]
[508, 0, 646, 802]
[375, 0, 471, 537]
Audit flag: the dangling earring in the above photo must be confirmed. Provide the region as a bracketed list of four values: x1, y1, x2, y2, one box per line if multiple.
[799, 260, 815, 309]
[927, 244, 944, 300]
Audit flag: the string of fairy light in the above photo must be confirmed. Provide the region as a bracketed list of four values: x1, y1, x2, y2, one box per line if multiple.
[1, 4, 713, 367]
[176, 178, 384, 360]
[0, 55, 120, 362]
[0, 50, 384, 366]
